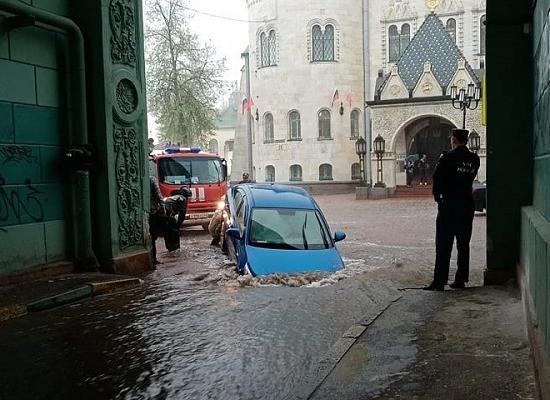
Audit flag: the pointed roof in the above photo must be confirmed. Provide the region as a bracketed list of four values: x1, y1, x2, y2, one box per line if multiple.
[379, 13, 480, 97]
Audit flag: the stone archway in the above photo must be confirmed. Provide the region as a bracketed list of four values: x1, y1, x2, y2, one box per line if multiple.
[393, 115, 457, 186]
[406, 117, 455, 183]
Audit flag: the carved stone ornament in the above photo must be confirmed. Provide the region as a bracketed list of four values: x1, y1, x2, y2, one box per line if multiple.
[116, 79, 138, 114]
[110, 0, 137, 66]
[112, 70, 143, 124]
[114, 124, 143, 249]
[384, 0, 417, 21]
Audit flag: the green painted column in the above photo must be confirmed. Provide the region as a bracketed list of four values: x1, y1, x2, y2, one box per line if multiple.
[74, 0, 151, 274]
[485, 0, 533, 284]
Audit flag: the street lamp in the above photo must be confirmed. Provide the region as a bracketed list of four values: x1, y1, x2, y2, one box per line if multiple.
[449, 83, 481, 129]
[469, 129, 481, 153]
[355, 137, 367, 186]
[373, 135, 386, 188]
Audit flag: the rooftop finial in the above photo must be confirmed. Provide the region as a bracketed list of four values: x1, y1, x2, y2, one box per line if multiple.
[425, 0, 440, 12]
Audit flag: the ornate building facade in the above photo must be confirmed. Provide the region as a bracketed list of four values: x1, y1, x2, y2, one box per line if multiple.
[236, 0, 486, 188]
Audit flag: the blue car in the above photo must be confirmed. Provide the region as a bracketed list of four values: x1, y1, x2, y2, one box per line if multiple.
[224, 184, 346, 276]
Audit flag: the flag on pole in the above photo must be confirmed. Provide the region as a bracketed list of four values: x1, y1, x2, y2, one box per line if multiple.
[346, 91, 353, 107]
[331, 89, 340, 107]
[242, 96, 248, 114]
[245, 97, 255, 112]
[481, 75, 487, 126]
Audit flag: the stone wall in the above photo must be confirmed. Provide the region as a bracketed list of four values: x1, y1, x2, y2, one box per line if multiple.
[0, 0, 72, 275]
[521, 0, 550, 390]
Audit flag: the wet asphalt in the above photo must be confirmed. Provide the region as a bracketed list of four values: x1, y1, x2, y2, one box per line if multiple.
[0, 196, 492, 400]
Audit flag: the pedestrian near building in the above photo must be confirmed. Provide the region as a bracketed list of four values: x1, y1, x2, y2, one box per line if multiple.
[424, 129, 480, 291]
[239, 172, 251, 184]
[418, 154, 430, 185]
[405, 159, 415, 187]
[149, 176, 164, 265]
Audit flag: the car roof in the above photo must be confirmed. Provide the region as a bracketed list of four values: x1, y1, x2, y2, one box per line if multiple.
[153, 152, 220, 159]
[238, 184, 317, 209]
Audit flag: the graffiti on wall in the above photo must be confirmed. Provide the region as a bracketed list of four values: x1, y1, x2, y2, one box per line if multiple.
[0, 178, 44, 225]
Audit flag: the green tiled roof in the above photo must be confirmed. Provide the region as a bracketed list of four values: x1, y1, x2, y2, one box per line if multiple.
[215, 105, 237, 129]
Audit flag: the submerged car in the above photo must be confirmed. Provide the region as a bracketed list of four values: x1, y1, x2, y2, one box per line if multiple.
[224, 184, 346, 276]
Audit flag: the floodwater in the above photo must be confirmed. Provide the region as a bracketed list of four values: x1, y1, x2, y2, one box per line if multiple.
[0, 196, 486, 400]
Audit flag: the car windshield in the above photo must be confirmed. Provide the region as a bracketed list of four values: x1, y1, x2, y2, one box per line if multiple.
[158, 157, 222, 184]
[249, 208, 332, 250]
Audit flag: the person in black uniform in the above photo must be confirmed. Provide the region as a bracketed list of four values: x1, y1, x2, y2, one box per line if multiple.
[424, 129, 480, 291]
[149, 176, 164, 265]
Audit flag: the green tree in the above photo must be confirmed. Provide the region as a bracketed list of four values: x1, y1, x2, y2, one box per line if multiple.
[145, 0, 226, 146]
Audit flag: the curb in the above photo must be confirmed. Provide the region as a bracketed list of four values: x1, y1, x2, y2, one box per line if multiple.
[0, 304, 27, 322]
[1, 277, 144, 321]
[27, 286, 93, 312]
[87, 278, 144, 296]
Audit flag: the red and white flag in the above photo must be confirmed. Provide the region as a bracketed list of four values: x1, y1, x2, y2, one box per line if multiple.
[346, 91, 353, 107]
[331, 89, 339, 107]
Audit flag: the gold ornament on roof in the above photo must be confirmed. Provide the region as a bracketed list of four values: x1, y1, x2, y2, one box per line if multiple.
[425, 0, 440, 12]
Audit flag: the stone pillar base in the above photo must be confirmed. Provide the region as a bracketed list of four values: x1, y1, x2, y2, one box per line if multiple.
[355, 186, 370, 200]
[368, 187, 390, 200]
[483, 268, 518, 286]
[106, 250, 153, 275]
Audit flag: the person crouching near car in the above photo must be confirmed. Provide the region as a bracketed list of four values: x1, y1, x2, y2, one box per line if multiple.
[149, 176, 164, 265]
[209, 208, 229, 253]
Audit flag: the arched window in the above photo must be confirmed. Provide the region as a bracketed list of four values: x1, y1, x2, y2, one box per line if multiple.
[388, 25, 400, 62]
[312, 24, 335, 62]
[265, 165, 275, 182]
[318, 109, 331, 139]
[480, 15, 486, 56]
[319, 164, 333, 181]
[260, 32, 269, 67]
[323, 25, 335, 61]
[350, 109, 360, 138]
[351, 163, 361, 180]
[208, 138, 219, 154]
[389, 24, 411, 62]
[264, 113, 274, 143]
[400, 24, 411, 54]
[290, 164, 302, 181]
[268, 30, 277, 65]
[289, 111, 301, 140]
[259, 30, 277, 67]
[446, 19, 457, 43]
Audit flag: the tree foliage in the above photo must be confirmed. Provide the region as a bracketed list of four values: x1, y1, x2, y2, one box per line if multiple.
[145, 0, 226, 146]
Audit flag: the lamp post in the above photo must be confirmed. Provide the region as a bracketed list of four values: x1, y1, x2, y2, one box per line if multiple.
[373, 135, 386, 188]
[469, 129, 481, 154]
[355, 137, 367, 186]
[449, 83, 481, 129]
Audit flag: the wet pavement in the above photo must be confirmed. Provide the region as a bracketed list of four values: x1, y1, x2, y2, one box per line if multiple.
[0, 195, 497, 400]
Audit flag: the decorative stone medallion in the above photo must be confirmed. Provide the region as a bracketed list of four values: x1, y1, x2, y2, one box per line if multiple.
[112, 70, 143, 124]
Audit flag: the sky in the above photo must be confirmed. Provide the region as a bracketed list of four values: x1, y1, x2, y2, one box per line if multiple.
[146, 0, 249, 140]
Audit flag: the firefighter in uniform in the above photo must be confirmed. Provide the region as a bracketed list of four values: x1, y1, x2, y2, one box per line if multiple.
[424, 129, 480, 291]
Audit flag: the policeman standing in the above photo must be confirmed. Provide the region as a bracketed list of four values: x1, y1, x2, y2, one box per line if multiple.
[424, 129, 480, 291]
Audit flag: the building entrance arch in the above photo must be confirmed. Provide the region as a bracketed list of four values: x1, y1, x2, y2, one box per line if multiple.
[393, 115, 457, 186]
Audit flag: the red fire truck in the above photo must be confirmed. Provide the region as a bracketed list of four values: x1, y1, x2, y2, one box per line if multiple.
[150, 147, 228, 229]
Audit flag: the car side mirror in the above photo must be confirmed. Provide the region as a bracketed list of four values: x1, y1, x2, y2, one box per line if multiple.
[334, 231, 346, 242]
[227, 227, 242, 240]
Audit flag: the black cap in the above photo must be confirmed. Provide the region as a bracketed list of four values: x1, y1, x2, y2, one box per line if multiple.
[452, 129, 469, 144]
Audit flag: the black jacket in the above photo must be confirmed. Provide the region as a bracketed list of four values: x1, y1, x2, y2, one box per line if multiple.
[432, 146, 480, 203]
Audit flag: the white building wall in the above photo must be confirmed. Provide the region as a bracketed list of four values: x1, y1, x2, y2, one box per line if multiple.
[247, 0, 365, 183]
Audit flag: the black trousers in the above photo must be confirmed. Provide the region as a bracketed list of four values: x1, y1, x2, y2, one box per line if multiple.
[433, 201, 475, 285]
